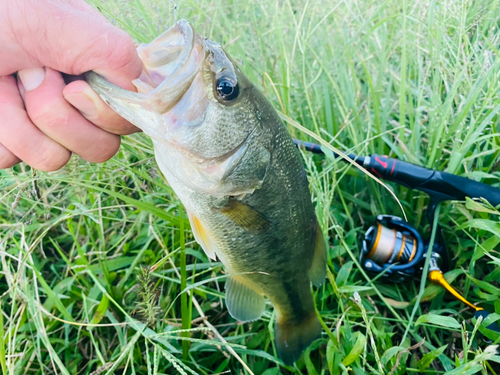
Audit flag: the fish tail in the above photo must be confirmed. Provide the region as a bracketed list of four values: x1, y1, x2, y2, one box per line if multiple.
[274, 312, 322, 365]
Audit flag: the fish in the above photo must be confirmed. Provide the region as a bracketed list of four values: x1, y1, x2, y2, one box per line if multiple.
[86, 19, 327, 365]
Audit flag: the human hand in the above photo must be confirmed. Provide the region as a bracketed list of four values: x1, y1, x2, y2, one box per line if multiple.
[0, 0, 143, 171]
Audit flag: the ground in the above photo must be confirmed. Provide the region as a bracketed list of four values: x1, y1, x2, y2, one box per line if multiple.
[1, 0, 500, 374]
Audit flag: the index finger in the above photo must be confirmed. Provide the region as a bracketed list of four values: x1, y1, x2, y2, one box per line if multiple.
[63, 79, 140, 135]
[5, 0, 143, 90]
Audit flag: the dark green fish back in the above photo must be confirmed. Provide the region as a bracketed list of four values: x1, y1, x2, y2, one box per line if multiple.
[217, 86, 326, 365]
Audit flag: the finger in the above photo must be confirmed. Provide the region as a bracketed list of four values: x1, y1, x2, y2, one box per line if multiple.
[19, 67, 121, 163]
[63, 80, 140, 135]
[4, 0, 143, 89]
[0, 75, 71, 171]
[0, 142, 21, 169]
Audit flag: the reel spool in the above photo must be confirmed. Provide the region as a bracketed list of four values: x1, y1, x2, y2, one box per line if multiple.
[364, 223, 417, 265]
[361, 215, 427, 279]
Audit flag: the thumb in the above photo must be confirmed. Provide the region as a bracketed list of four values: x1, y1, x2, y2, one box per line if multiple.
[7, 0, 143, 90]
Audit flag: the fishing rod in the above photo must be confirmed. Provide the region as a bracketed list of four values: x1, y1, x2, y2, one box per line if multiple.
[294, 139, 500, 207]
[294, 139, 500, 334]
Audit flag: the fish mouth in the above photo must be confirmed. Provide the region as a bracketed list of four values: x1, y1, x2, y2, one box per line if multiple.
[131, 20, 204, 114]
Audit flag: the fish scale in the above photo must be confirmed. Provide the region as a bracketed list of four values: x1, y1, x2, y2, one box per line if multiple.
[86, 19, 327, 365]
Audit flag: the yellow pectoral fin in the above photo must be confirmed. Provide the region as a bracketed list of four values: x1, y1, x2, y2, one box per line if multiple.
[218, 198, 271, 234]
[187, 212, 217, 261]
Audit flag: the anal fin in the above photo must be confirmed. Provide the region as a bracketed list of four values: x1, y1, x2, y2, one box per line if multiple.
[225, 276, 265, 322]
[187, 212, 217, 261]
[309, 222, 327, 286]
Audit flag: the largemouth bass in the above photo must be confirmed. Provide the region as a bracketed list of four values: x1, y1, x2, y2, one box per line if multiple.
[87, 19, 327, 365]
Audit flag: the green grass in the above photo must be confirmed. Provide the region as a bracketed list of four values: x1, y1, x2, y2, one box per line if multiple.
[2, 0, 500, 373]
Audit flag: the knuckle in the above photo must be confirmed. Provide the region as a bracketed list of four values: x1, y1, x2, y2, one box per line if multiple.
[29, 101, 71, 129]
[82, 29, 136, 72]
[37, 155, 70, 171]
[34, 141, 70, 171]
[62, 28, 135, 75]
[0, 148, 19, 169]
[107, 42, 140, 72]
[87, 135, 121, 163]
[102, 33, 138, 72]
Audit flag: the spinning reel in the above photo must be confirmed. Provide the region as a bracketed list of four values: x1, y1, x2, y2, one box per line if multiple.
[360, 214, 499, 333]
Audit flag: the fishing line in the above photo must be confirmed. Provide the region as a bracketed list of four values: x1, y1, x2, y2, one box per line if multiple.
[280, 112, 408, 221]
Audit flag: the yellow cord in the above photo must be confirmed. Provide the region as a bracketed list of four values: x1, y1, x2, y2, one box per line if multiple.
[428, 270, 483, 311]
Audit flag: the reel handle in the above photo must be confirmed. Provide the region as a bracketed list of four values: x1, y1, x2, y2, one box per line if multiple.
[429, 270, 500, 334]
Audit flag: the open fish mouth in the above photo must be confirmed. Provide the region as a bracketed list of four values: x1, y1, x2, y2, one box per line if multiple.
[131, 20, 204, 114]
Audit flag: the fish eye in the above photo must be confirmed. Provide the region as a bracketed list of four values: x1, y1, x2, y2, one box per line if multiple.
[215, 76, 239, 103]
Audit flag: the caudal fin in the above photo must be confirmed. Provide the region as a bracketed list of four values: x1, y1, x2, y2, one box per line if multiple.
[275, 313, 322, 365]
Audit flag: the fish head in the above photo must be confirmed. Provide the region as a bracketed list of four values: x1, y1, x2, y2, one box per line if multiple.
[88, 20, 270, 197]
